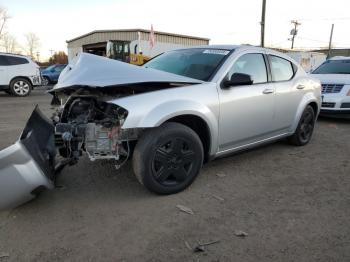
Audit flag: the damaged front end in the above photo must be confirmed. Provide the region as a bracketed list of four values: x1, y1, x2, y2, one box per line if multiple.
[0, 94, 135, 210]
[53, 92, 136, 165]
[0, 53, 202, 209]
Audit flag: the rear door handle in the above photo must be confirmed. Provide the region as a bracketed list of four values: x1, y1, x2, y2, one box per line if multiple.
[297, 84, 305, 89]
[262, 88, 274, 94]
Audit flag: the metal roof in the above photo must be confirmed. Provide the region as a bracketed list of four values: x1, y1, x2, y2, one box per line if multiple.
[67, 29, 210, 43]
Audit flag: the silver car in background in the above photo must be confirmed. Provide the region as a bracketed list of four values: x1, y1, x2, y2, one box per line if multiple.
[0, 45, 321, 209]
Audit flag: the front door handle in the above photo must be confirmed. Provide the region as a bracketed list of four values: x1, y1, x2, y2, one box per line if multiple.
[297, 84, 305, 89]
[262, 88, 274, 94]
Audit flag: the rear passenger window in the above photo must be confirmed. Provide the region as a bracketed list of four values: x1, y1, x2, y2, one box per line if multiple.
[0, 55, 9, 66]
[229, 53, 267, 84]
[6, 56, 29, 65]
[269, 55, 294, 81]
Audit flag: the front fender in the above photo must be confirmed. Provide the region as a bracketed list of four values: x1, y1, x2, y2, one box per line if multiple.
[128, 99, 218, 155]
[110, 84, 220, 155]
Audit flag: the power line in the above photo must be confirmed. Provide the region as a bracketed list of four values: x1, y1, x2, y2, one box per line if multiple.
[297, 36, 329, 43]
[297, 17, 350, 22]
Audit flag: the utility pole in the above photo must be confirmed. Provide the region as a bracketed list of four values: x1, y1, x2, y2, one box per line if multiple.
[327, 24, 334, 58]
[290, 20, 301, 49]
[260, 0, 266, 47]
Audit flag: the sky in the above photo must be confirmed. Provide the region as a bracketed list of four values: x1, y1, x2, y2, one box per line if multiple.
[2, 0, 350, 61]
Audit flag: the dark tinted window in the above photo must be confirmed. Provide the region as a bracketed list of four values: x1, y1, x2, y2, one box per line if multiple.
[312, 59, 350, 74]
[6, 56, 29, 65]
[0, 55, 9, 66]
[144, 48, 231, 81]
[270, 55, 294, 81]
[229, 53, 267, 84]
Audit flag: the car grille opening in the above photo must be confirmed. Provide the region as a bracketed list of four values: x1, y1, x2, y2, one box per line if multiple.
[322, 102, 336, 108]
[340, 103, 350, 108]
[321, 84, 344, 94]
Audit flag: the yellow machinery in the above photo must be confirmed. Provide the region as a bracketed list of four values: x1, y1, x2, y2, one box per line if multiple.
[105, 41, 150, 66]
[130, 53, 151, 65]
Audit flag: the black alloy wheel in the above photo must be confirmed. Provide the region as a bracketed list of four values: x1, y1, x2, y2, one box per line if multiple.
[152, 137, 196, 186]
[133, 122, 204, 194]
[288, 105, 316, 146]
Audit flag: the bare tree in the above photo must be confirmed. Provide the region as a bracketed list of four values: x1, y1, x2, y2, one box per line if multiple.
[0, 7, 10, 38]
[25, 32, 40, 58]
[1, 33, 18, 53]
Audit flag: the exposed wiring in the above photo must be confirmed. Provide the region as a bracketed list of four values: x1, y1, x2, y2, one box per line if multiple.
[115, 138, 130, 170]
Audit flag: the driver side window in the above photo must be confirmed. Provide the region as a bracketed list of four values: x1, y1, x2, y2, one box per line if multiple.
[229, 53, 267, 84]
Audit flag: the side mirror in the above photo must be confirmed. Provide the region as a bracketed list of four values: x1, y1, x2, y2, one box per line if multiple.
[223, 73, 253, 88]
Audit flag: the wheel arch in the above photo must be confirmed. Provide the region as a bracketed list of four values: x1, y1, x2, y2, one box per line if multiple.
[291, 93, 320, 133]
[308, 101, 318, 115]
[164, 114, 212, 162]
[42, 75, 51, 82]
[10, 76, 33, 88]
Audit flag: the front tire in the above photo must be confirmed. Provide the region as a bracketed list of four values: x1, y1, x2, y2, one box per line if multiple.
[133, 122, 204, 194]
[288, 105, 315, 146]
[10, 78, 32, 97]
[42, 76, 50, 86]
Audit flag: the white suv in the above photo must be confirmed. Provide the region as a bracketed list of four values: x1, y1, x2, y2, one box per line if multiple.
[0, 53, 42, 96]
[311, 56, 350, 118]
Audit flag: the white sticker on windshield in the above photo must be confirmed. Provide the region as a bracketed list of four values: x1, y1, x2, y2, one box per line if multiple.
[203, 49, 230, 55]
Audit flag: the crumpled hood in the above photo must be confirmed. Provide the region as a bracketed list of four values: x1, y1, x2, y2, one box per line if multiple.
[52, 53, 203, 91]
[311, 73, 350, 85]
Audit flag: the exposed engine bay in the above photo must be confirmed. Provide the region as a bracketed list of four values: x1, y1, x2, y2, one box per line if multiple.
[53, 94, 139, 168]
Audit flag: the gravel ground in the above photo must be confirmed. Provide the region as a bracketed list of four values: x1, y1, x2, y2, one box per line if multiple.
[0, 89, 349, 262]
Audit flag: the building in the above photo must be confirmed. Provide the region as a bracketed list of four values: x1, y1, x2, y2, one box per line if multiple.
[311, 48, 350, 58]
[286, 51, 326, 72]
[66, 29, 210, 63]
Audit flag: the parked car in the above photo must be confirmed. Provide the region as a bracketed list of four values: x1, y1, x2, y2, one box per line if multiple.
[0, 53, 42, 96]
[41, 64, 67, 85]
[0, 45, 322, 209]
[311, 56, 350, 118]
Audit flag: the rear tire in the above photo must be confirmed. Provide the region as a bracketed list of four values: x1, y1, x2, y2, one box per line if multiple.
[10, 78, 32, 97]
[133, 122, 204, 194]
[288, 105, 315, 146]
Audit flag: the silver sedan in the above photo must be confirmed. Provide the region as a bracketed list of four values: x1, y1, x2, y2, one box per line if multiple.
[0, 45, 322, 209]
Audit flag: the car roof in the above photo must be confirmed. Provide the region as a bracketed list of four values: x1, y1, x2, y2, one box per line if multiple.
[0, 52, 30, 58]
[328, 56, 350, 61]
[173, 44, 276, 53]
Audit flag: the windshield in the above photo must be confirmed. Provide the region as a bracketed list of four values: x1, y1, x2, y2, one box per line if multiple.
[143, 48, 231, 81]
[312, 59, 350, 74]
[44, 65, 56, 71]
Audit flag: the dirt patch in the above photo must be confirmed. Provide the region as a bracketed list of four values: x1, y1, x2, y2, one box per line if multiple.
[0, 90, 349, 261]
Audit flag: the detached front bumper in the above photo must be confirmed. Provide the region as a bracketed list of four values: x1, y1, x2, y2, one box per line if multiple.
[0, 107, 56, 210]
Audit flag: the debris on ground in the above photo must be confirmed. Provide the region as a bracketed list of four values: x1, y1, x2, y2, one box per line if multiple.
[55, 185, 66, 190]
[234, 230, 248, 237]
[0, 252, 9, 258]
[211, 194, 224, 201]
[184, 241, 192, 250]
[328, 124, 338, 129]
[216, 172, 226, 178]
[176, 205, 194, 215]
[193, 240, 220, 253]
